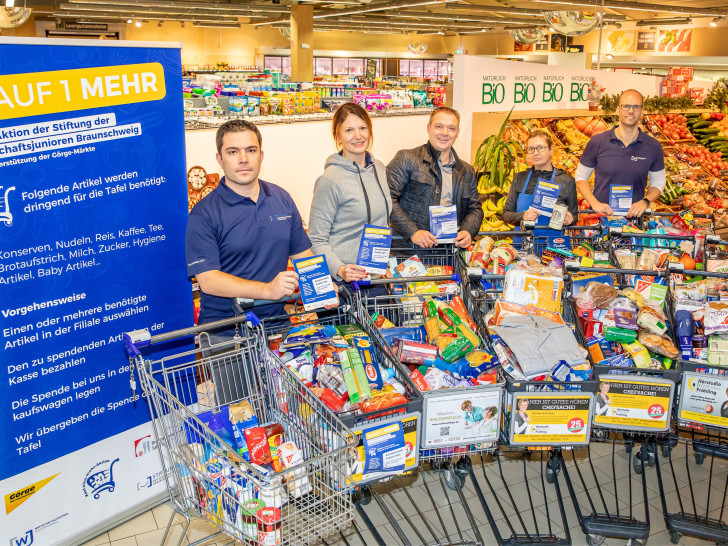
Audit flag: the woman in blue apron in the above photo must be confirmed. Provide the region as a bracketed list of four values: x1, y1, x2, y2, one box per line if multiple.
[502, 129, 579, 249]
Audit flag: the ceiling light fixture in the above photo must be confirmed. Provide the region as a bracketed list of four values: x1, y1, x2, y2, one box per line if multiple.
[606, 54, 614, 59]
[711, 17, 724, 26]
[135, 20, 141, 27]
[529, 0, 721, 17]
[635, 17, 691, 26]
[126, 18, 131, 23]
[549, 26, 555, 32]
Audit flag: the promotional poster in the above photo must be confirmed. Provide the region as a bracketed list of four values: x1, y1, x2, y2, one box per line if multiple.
[593, 376, 674, 431]
[679, 373, 728, 428]
[423, 388, 501, 448]
[510, 394, 592, 446]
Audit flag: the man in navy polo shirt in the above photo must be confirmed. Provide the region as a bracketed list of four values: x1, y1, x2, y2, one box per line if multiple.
[575, 89, 666, 219]
[186, 119, 314, 326]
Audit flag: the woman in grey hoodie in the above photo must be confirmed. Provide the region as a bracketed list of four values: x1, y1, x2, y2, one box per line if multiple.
[309, 103, 393, 286]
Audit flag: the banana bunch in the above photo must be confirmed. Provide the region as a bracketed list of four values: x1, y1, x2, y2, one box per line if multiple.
[481, 217, 515, 231]
[480, 196, 514, 231]
[482, 196, 506, 218]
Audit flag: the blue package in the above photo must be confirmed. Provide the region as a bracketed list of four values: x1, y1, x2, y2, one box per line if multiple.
[547, 235, 572, 251]
[228, 400, 259, 461]
[599, 353, 632, 368]
[353, 336, 384, 389]
[293, 254, 339, 311]
[429, 204, 458, 243]
[448, 350, 500, 379]
[379, 326, 426, 346]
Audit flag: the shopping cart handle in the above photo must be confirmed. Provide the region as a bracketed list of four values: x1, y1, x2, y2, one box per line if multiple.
[706, 234, 728, 245]
[355, 274, 461, 287]
[466, 268, 505, 281]
[123, 329, 152, 358]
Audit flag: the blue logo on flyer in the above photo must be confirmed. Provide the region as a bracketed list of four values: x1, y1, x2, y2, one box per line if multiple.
[0, 185, 15, 227]
[136, 470, 164, 491]
[83, 458, 120, 499]
[9, 530, 32, 546]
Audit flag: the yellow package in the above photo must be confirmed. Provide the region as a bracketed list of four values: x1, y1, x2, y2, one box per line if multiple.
[622, 341, 651, 368]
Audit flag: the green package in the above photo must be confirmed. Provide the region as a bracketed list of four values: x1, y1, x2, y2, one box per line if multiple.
[338, 349, 371, 404]
[604, 326, 637, 344]
[440, 336, 474, 363]
[335, 324, 368, 344]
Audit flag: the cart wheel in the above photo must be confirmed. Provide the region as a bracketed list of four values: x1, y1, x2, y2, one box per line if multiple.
[625, 442, 633, 455]
[355, 487, 371, 506]
[586, 534, 605, 546]
[431, 459, 445, 471]
[670, 531, 681, 544]
[626, 539, 642, 546]
[662, 444, 671, 458]
[633, 455, 643, 475]
[592, 429, 609, 442]
[444, 464, 466, 491]
[646, 451, 656, 468]
[695, 452, 706, 465]
[455, 455, 472, 474]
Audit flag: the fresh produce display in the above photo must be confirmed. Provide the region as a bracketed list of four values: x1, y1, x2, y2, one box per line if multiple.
[476, 110, 728, 226]
[648, 113, 695, 143]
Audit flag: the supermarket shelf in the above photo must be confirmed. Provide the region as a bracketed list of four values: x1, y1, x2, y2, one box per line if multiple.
[184, 107, 433, 130]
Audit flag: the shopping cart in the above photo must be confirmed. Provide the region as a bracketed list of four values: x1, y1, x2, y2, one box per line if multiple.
[654, 358, 728, 544]
[352, 245, 504, 474]
[238, 295, 424, 430]
[124, 312, 355, 546]
[606, 228, 697, 288]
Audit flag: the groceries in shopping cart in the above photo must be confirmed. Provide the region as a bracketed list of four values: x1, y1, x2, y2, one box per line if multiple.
[462, 235, 519, 274]
[388, 253, 459, 295]
[574, 280, 679, 370]
[274, 322, 411, 415]
[501, 259, 564, 313]
[672, 272, 728, 365]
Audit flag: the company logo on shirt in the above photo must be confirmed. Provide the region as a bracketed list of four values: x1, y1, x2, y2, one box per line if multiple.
[631, 156, 647, 161]
[270, 214, 291, 221]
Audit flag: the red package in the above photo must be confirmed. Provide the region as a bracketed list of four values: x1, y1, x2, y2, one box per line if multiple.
[311, 387, 345, 411]
[265, 423, 285, 472]
[473, 370, 498, 385]
[409, 369, 430, 391]
[243, 427, 272, 465]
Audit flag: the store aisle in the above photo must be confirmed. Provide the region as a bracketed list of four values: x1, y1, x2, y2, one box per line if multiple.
[83, 439, 725, 546]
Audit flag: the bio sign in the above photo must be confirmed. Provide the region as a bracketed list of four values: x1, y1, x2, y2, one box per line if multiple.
[482, 73, 590, 107]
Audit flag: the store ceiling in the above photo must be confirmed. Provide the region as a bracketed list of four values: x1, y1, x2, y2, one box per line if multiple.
[26, 0, 728, 34]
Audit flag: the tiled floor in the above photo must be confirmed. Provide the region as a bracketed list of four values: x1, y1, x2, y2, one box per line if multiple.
[83, 439, 727, 545]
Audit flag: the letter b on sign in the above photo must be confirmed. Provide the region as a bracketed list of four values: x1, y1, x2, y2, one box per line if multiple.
[482, 83, 505, 105]
[571, 82, 589, 102]
[514, 83, 535, 104]
[543, 82, 564, 103]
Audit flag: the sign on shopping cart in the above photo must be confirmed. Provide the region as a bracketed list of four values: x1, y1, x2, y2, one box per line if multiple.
[678, 372, 728, 429]
[509, 393, 593, 446]
[422, 387, 502, 448]
[345, 413, 420, 486]
[592, 375, 674, 432]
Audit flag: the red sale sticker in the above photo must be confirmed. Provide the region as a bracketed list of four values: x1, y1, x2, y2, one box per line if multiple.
[568, 417, 585, 433]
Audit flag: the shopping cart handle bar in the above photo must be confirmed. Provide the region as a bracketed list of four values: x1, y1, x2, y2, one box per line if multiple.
[666, 262, 726, 278]
[609, 227, 695, 241]
[527, 224, 602, 232]
[564, 263, 666, 277]
[478, 230, 528, 237]
[124, 312, 262, 351]
[123, 329, 151, 358]
[234, 294, 302, 310]
[351, 274, 460, 290]
[466, 268, 505, 281]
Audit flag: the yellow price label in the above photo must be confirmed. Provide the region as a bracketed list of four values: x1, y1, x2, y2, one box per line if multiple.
[581, 256, 594, 267]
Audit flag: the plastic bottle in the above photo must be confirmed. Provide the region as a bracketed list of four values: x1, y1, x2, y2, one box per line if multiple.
[317, 365, 348, 399]
[206, 412, 235, 459]
[675, 309, 695, 360]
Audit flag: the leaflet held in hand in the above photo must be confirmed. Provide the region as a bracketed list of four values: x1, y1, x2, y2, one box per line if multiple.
[429, 205, 457, 243]
[357, 224, 392, 275]
[292, 254, 338, 311]
[530, 179, 561, 217]
[609, 185, 633, 217]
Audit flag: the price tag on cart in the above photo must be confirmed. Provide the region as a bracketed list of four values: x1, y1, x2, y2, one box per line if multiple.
[509, 393, 593, 446]
[292, 254, 338, 311]
[422, 387, 502, 448]
[609, 185, 633, 217]
[592, 375, 674, 432]
[429, 204, 457, 243]
[678, 372, 728, 429]
[356, 224, 392, 275]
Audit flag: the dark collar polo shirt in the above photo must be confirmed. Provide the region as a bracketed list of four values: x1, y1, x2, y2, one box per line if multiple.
[185, 178, 311, 324]
[579, 127, 664, 204]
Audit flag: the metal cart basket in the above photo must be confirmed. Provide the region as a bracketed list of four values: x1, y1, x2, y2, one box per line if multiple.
[125, 313, 355, 546]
